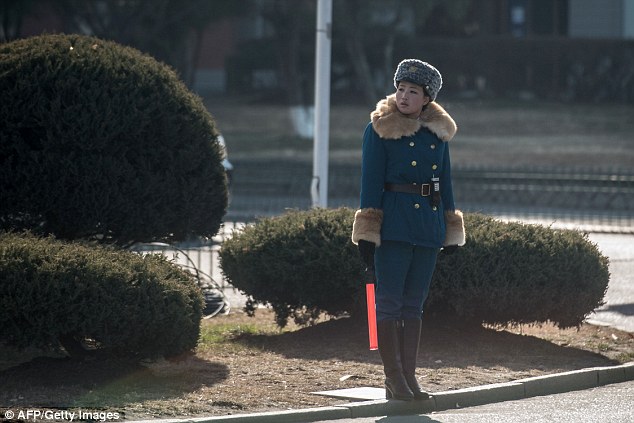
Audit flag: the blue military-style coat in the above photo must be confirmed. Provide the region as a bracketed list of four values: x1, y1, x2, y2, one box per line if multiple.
[352, 94, 465, 249]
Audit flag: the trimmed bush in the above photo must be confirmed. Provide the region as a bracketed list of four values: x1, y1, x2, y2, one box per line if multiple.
[219, 208, 364, 327]
[219, 209, 609, 328]
[431, 213, 610, 328]
[0, 34, 227, 244]
[0, 232, 204, 358]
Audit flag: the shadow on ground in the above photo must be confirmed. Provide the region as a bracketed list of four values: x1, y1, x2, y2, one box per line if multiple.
[235, 316, 622, 373]
[599, 303, 634, 316]
[378, 416, 443, 423]
[0, 353, 229, 408]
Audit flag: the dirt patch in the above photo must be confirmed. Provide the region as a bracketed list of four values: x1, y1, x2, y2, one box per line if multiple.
[1, 309, 632, 420]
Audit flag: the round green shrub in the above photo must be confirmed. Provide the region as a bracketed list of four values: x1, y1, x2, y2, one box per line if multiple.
[219, 208, 365, 327]
[0, 232, 204, 358]
[0, 34, 227, 244]
[220, 209, 609, 329]
[431, 213, 610, 328]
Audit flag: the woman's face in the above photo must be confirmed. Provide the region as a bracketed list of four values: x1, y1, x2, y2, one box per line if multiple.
[395, 81, 430, 118]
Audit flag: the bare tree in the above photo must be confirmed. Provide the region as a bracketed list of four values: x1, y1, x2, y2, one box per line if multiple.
[53, 0, 243, 87]
[335, 0, 379, 106]
[258, 0, 315, 106]
[0, 0, 35, 42]
[334, 0, 471, 106]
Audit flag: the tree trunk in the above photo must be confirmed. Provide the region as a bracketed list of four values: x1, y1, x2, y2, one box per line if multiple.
[338, 0, 379, 106]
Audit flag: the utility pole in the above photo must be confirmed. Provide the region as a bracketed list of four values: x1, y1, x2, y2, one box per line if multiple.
[311, 0, 332, 208]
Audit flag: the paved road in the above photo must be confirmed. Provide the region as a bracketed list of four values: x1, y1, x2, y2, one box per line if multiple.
[587, 233, 634, 333]
[311, 380, 634, 423]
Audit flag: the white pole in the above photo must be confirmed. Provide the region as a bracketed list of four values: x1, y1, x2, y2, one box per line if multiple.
[311, 0, 332, 208]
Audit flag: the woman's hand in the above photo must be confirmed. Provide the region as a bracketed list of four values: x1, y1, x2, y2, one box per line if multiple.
[442, 245, 458, 255]
[358, 239, 376, 269]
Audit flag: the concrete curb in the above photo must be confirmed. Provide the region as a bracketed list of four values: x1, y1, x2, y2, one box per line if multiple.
[127, 362, 634, 423]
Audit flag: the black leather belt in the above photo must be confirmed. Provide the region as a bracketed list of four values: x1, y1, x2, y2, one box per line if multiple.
[384, 183, 431, 196]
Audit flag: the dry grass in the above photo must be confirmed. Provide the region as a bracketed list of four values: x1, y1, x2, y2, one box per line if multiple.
[1, 308, 632, 420]
[205, 97, 634, 168]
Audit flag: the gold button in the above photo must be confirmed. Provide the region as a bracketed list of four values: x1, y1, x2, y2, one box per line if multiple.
[430, 144, 436, 149]
[414, 203, 420, 209]
[432, 164, 438, 170]
[409, 141, 415, 147]
[411, 161, 417, 166]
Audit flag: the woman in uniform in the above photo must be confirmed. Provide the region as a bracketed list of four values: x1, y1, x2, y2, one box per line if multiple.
[352, 59, 465, 401]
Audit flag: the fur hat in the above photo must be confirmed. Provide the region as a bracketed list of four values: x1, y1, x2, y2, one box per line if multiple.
[393, 59, 443, 101]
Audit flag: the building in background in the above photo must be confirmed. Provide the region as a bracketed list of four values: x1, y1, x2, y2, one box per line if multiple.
[569, 0, 634, 39]
[4, 0, 634, 97]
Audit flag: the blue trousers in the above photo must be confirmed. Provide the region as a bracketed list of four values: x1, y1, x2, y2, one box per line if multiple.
[374, 240, 439, 321]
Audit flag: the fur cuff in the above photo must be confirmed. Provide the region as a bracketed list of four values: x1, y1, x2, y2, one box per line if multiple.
[444, 210, 466, 247]
[352, 208, 383, 247]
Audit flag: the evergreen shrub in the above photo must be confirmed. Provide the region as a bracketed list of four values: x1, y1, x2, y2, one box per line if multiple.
[219, 208, 364, 327]
[220, 209, 609, 328]
[0, 34, 227, 245]
[431, 213, 610, 328]
[0, 232, 204, 358]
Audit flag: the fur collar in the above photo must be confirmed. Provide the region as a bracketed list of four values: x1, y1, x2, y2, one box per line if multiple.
[371, 94, 457, 141]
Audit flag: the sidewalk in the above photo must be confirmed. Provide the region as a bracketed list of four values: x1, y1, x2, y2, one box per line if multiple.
[313, 380, 634, 423]
[126, 363, 634, 423]
[585, 233, 634, 333]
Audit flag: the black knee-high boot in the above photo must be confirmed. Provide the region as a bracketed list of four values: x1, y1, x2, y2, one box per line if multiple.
[377, 320, 414, 401]
[400, 318, 430, 400]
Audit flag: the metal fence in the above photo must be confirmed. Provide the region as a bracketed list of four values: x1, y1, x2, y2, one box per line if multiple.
[225, 159, 634, 233]
[131, 221, 248, 316]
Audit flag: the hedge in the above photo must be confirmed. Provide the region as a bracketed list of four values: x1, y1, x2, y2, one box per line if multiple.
[0, 34, 227, 245]
[0, 232, 204, 358]
[219, 208, 363, 327]
[219, 209, 609, 328]
[430, 213, 610, 328]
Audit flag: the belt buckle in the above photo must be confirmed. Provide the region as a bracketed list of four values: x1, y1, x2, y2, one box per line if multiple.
[421, 184, 431, 196]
